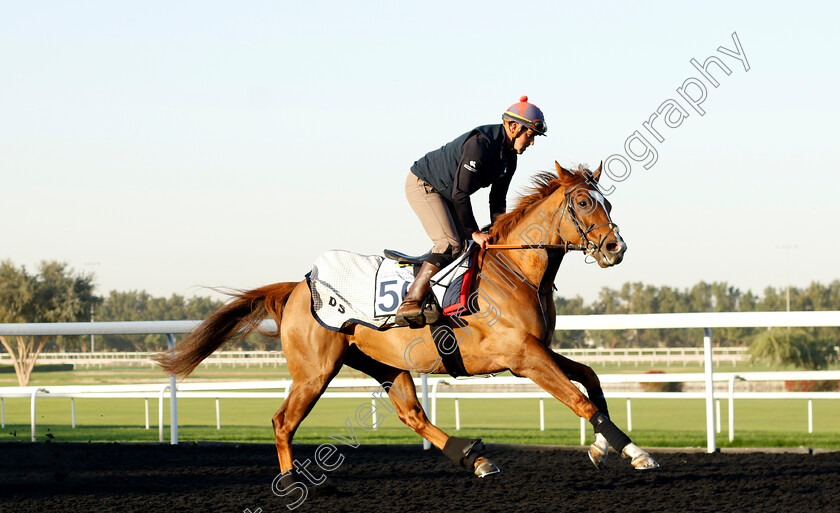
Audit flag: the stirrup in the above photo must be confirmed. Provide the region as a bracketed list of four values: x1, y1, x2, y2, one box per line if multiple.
[423, 303, 441, 325]
[394, 307, 438, 328]
[394, 299, 441, 328]
[394, 308, 424, 328]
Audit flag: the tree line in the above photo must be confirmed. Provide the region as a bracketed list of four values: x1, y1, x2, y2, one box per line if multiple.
[0, 260, 279, 384]
[553, 281, 840, 371]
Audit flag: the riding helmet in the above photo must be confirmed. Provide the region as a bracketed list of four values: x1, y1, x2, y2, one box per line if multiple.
[502, 95, 548, 136]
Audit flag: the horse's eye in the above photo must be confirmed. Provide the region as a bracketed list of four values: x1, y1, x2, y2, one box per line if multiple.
[578, 201, 588, 208]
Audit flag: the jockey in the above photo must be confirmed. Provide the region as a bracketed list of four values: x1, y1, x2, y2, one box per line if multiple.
[395, 96, 547, 327]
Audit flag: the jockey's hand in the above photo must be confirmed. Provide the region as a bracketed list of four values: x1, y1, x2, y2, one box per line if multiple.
[471, 231, 492, 249]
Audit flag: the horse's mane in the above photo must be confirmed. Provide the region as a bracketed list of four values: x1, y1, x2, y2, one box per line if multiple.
[489, 165, 590, 242]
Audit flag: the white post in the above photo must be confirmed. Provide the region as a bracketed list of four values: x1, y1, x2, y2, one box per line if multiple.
[145, 398, 150, 430]
[703, 327, 716, 453]
[808, 400, 813, 433]
[728, 375, 736, 442]
[159, 385, 169, 443]
[31, 388, 46, 442]
[539, 398, 545, 431]
[580, 417, 586, 445]
[430, 381, 438, 425]
[216, 398, 221, 430]
[71, 398, 76, 429]
[167, 334, 178, 445]
[626, 398, 632, 432]
[371, 397, 377, 430]
[455, 398, 460, 431]
[421, 374, 430, 450]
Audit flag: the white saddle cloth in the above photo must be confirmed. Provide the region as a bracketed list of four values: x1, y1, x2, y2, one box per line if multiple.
[305, 245, 475, 332]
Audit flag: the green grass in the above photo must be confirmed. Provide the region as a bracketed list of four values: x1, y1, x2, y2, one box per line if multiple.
[1, 363, 837, 449]
[2, 395, 838, 449]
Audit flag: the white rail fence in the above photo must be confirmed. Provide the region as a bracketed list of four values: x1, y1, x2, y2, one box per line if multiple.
[1, 312, 839, 452]
[0, 350, 287, 368]
[0, 347, 748, 368]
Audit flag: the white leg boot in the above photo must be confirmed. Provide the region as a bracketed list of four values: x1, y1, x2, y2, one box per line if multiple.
[621, 442, 660, 470]
[588, 432, 609, 470]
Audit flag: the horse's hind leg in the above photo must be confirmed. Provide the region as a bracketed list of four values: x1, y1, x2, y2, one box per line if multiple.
[272, 370, 342, 472]
[344, 347, 499, 477]
[272, 305, 349, 473]
[343, 347, 448, 447]
[387, 371, 499, 477]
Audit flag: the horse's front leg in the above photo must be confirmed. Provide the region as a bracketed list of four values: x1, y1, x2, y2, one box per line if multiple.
[509, 337, 659, 470]
[551, 352, 609, 416]
[551, 351, 611, 469]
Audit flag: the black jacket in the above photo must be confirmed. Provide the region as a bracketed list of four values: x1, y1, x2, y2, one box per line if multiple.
[410, 124, 517, 236]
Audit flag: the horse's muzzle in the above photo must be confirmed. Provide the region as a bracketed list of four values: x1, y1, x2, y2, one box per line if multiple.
[597, 238, 627, 267]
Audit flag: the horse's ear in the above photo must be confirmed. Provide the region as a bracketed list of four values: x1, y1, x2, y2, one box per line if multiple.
[555, 161, 575, 181]
[590, 161, 603, 183]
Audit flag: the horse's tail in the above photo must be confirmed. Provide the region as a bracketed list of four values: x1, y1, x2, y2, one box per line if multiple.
[154, 281, 300, 378]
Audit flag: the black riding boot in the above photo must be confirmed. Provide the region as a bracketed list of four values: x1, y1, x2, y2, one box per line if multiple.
[394, 261, 441, 327]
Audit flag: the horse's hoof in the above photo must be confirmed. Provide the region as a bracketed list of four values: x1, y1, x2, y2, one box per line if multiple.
[588, 433, 609, 470]
[622, 443, 660, 470]
[474, 457, 500, 478]
[630, 453, 660, 470]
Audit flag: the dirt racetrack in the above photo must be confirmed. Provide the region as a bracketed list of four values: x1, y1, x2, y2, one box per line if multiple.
[1, 442, 838, 513]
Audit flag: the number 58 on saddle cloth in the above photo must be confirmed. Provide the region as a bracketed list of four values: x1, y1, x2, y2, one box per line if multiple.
[305, 245, 477, 332]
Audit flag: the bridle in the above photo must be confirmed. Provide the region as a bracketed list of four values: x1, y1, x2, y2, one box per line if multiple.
[487, 183, 621, 260]
[561, 185, 622, 260]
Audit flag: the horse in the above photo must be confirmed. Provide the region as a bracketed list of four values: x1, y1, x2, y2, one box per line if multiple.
[155, 161, 660, 488]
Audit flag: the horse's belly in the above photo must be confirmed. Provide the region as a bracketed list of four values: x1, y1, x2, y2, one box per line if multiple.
[350, 326, 444, 373]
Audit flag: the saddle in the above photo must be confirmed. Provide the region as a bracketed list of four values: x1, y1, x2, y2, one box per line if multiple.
[382, 249, 431, 266]
[382, 243, 477, 316]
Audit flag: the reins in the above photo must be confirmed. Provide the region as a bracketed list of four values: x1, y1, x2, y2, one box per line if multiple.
[486, 243, 588, 251]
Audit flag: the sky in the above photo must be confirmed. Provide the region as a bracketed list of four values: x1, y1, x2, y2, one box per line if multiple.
[2, 1, 839, 305]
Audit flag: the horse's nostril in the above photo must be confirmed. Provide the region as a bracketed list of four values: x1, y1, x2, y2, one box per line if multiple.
[606, 242, 618, 253]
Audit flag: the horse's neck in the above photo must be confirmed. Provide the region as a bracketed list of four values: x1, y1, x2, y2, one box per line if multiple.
[491, 192, 567, 287]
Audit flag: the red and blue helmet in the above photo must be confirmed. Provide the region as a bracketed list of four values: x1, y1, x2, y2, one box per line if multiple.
[502, 95, 547, 136]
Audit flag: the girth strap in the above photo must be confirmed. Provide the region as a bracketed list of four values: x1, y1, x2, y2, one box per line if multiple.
[430, 324, 469, 378]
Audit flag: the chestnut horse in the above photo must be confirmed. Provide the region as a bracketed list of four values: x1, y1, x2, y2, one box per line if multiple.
[156, 162, 659, 485]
